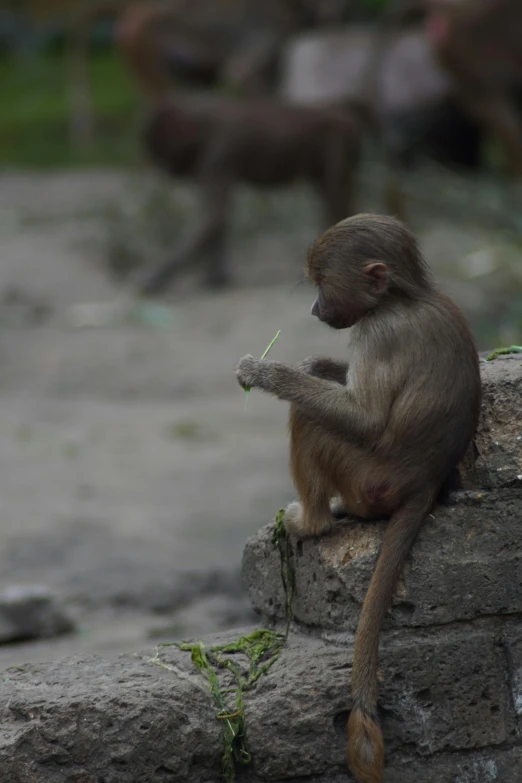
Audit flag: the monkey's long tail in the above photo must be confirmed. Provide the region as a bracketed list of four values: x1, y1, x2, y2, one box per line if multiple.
[347, 493, 435, 783]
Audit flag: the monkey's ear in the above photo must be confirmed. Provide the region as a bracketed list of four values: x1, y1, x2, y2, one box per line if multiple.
[363, 262, 388, 294]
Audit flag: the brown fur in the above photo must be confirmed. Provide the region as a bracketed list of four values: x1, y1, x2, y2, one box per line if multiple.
[426, 0, 522, 176]
[136, 95, 363, 294]
[235, 213, 481, 782]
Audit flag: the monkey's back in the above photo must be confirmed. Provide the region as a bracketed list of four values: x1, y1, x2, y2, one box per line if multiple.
[143, 95, 361, 186]
[354, 291, 481, 493]
[202, 98, 360, 186]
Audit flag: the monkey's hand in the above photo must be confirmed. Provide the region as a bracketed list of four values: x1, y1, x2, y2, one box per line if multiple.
[237, 355, 378, 439]
[235, 354, 275, 391]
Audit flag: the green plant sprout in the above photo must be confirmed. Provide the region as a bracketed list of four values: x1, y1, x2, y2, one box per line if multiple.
[243, 330, 281, 409]
[150, 508, 295, 783]
[486, 345, 522, 361]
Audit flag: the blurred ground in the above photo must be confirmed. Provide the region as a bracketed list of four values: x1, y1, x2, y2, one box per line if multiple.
[0, 166, 520, 668]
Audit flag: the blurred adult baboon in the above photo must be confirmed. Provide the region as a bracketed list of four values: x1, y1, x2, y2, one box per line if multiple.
[136, 95, 363, 294]
[425, 0, 522, 176]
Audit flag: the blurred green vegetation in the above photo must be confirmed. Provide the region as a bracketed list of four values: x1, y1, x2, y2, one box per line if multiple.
[0, 51, 141, 168]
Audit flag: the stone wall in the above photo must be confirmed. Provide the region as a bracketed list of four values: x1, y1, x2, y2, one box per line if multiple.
[0, 356, 520, 782]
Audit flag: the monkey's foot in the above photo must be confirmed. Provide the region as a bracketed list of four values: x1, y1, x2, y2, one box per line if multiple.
[283, 501, 332, 538]
[330, 497, 349, 520]
[283, 501, 304, 534]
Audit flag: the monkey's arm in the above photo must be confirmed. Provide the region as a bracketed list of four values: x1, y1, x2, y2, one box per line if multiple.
[294, 356, 348, 385]
[236, 355, 382, 440]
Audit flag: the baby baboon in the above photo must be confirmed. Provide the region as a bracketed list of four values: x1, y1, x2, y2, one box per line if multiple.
[235, 213, 481, 783]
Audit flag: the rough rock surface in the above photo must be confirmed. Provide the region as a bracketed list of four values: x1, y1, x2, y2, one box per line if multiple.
[0, 629, 519, 783]
[469, 356, 522, 489]
[243, 488, 522, 631]
[0, 646, 222, 783]
[0, 357, 520, 781]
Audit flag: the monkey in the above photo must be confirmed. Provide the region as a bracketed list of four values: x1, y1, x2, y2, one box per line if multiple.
[235, 213, 481, 783]
[135, 95, 363, 294]
[425, 0, 522, 177]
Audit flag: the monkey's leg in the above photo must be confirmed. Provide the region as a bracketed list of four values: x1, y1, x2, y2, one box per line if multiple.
[285, 406, 337, 537]
[284, 498, 333, 538]
[200, 220, 231, 288]
[137, 217, 228, 295]
[319, 143, 359, 227]
[383, 153, 407, 222]
[196, 171, 232, 288]
[290, 359, 350, 526]
[330, 497, 350, 520]
[374, 116, 408, 220]
[136, 242, 195, 296]
[136, 179, 231, 295]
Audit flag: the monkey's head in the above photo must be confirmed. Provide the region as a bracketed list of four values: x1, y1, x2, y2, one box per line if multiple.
[306, 213, 430, 330]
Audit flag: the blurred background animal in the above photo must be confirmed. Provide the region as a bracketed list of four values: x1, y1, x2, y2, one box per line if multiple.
[137, 94, 363, 293]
